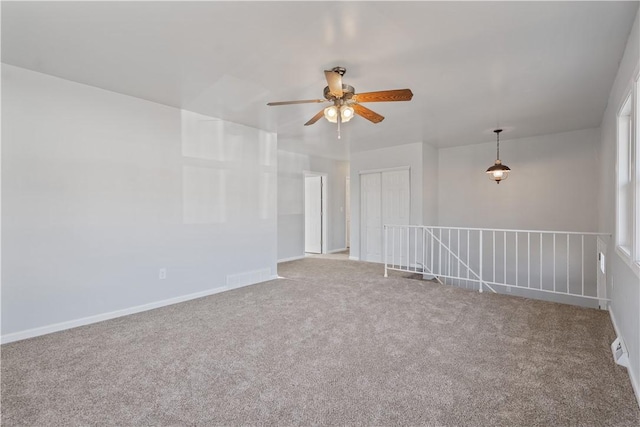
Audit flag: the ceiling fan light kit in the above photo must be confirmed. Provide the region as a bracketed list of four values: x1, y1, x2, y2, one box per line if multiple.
[486, 129, 511, 184]
[267, 66, 413, 138]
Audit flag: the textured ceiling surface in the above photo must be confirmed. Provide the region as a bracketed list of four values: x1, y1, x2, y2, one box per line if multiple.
[2, 1, 638, 159]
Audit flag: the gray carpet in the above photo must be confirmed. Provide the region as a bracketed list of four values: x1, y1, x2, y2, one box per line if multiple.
[2, 258, 639, 426]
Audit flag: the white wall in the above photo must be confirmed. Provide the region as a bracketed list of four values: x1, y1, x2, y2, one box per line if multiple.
[438, 128, 600, 232]
[1, 65, 278, 340]
[277, 150, 348, 261]
[597, 8, 640, 400]
[350, 142, 423, 260]
[423, 142, 439, 225]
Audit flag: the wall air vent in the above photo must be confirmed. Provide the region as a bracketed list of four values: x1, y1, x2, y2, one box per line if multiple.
[611, 337, 629, 368]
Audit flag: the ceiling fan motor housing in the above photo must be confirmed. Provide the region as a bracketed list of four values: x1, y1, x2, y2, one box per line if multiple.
[324, 84, 355, 102]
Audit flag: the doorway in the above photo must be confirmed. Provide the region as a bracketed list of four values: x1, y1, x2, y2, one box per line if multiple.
[304, 173, 327, 254]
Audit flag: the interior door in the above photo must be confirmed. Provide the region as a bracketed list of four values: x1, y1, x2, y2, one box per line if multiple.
[305, 175, 323, 254]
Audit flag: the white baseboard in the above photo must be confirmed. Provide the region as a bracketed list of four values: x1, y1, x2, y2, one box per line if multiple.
[328, 247, 348, 254]
[609, 309, 640, 407]
[277, 255, 305, 263]
[349, 256, 360, 261]
[0, 275, 278, 345]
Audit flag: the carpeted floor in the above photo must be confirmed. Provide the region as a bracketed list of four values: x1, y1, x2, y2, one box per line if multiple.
[2, 258, 639, 426]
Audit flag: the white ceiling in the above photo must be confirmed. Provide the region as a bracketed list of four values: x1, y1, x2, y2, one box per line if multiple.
[2, 1, 638, 160]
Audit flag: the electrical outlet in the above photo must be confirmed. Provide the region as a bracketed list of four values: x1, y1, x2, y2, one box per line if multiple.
[159, 268, 167, 280]
[505, 286, 512, 293]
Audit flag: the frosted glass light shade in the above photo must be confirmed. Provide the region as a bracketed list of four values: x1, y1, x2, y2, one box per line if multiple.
[324, 106, 338, 123]
[340, 105, 354, 122]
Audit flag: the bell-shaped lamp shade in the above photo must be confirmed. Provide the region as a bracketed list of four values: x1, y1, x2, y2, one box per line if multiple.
[324, 106, 338, 123]
[340, 105, 354, 122]
[486, 159, 511, 183]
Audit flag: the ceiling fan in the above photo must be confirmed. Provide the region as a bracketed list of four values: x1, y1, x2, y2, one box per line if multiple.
[267, 67, 413, 138]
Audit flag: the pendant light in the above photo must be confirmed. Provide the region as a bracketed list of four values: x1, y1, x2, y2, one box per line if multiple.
[486, 129, 511, 184]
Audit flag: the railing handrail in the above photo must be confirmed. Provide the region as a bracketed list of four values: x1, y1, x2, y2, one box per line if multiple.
[383, 224, 611, 237]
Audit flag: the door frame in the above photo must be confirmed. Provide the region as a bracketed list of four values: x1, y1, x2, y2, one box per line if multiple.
[303, 171, 328, 254]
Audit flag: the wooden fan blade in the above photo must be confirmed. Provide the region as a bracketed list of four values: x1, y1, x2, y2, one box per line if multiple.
[353, 89, 413, 103]
[304, 109, 326, 126]
[267, 99, 326, 106]
[324, 70, 343, 97]
[353, 104, 384, 123]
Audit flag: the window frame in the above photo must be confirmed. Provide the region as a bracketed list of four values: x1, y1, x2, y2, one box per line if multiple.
[616, 92, 633, 257]
[615, 64, 640, 277]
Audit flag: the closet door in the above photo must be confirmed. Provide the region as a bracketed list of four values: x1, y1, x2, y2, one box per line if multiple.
[360, 168, 410, 263]
[361, 173, 382, 262]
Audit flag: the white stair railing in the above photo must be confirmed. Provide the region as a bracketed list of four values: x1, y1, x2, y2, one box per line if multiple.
[383, 225, 611, 308]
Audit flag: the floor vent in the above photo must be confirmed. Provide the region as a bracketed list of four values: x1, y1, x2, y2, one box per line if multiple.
[611, 337, 629, 368]
[226, 268, 272, 289]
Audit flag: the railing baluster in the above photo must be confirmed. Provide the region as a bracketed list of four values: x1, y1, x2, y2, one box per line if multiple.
[540, 233, 543, 290]
[467, 230, 470, 281]
[392, 227, 396, 269]
[448, 229, 451, 282]
[439, 228, 442, 277]
[516, 232, 519, 287]
[504, 232, 507, 284]
[492, 231, 496, 283]
[430, 227, 434, 275]
[457, 229, 460, 284]
[479, 230, 483, 293]
[421, 228, 425, 274]
[384, 225, 388, 277]
[406, 227, 410, 270]
[527, 232, 530, 288]
[414, 227, 418, 272]
[566, 234, 570, 294]
[553, 233, 556, 293]
[581, 235, 585, 296]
